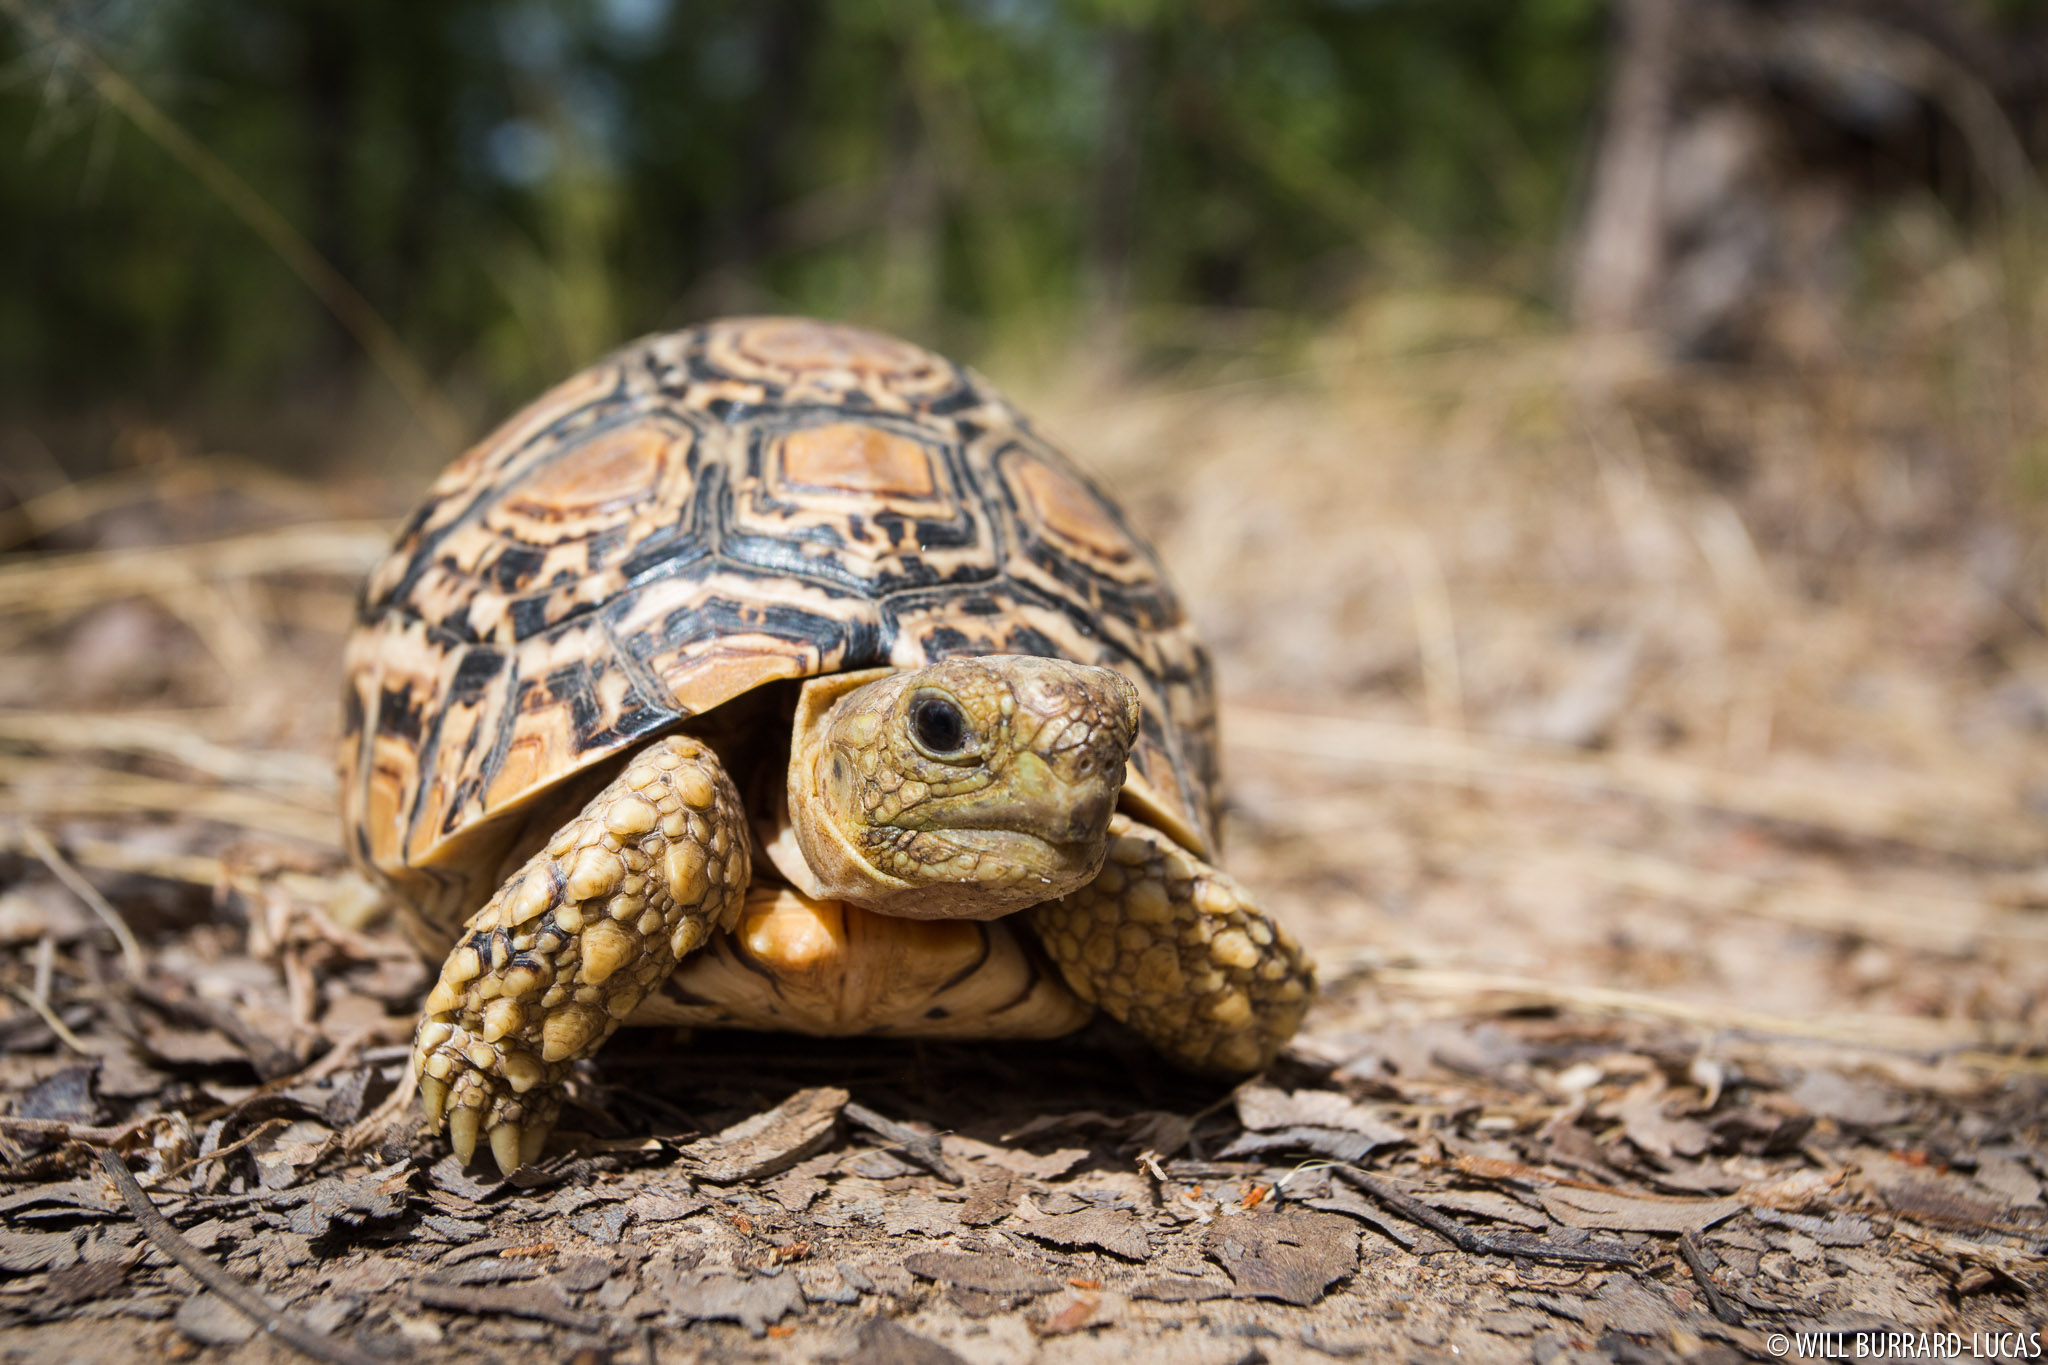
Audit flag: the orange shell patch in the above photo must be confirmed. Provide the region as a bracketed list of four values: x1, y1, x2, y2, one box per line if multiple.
[737, 318, 931, 378]
[1004, 452, 1135, 564]
[778, 423, 937, 499]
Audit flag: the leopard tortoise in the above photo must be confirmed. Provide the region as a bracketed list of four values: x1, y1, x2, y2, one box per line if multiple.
[340, 317, 1315, 1173]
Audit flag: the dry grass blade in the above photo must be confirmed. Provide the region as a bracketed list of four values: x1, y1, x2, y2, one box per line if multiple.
[0, 521, 391, 616]
[1342, 964, 2035, 1054]
[0, 710, 335, 792]
[5, 982, 92, 1054]
[20, 823, 144, 979]
[0, 827, 219, 886]
[1225, 706, 2044, 862]
[0, 756, 339, 844]
[0, 456, 343, 552]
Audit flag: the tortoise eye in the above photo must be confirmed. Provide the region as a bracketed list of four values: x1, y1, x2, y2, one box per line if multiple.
[908, 694, 972, 759]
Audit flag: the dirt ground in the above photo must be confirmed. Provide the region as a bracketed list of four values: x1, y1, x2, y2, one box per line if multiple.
[1, 314, 2044, 1363]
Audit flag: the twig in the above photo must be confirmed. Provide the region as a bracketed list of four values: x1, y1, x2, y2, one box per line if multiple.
[1332, 1165, 1638, 1267]
[843, 1100, 964, 1185]
[95, 1148, 382, 1365]
[1678, 1231, 1742, 1325]
[21, 823, 145, 980]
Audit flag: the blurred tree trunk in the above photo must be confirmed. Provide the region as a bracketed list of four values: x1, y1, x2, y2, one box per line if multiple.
[1571, 0, 1678, 332]
[299, 2, 359, 367]
[875, 83, 940, 332]
[724, 0, 815, 271]
[1086, 24, 1148, 344]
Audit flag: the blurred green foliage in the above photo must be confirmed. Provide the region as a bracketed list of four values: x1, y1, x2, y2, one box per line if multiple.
[0, 0, 1608, 423]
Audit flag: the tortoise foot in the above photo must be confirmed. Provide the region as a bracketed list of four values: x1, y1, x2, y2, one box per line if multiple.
[409, 735, 751, 1170]
[1028, 814, 1315, 1074]
[415, 1018, 562, 1173]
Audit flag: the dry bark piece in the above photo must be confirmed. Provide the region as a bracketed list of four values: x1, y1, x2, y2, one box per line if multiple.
[550, 1254, 615, 1294]
[1234, 1084, 1404, 1147]
[1219, 1125, 1384, 1163]
[1788, 1069, 1911, 1128]
[36, 1254, 133, 1310]
[175, 1291, 257, 1347]
[0, 1230, 79, 1273]
[1014, 1207, 1150, 1261]
[659, 1267, 804, 1337]
[1539, 1187, 1740, 1234]
[410, 1279, 603, 1332]
[902, 1251, 1061, 1296]
[676, 1086, 847, 1183]
[620, 1189, 707, 1223]
[882, 1195, 963, 1236]
[849, 1317, 968, 1365]
[957, 1170, 1018, 1226]
[1131, 1276, 1237, 1302]
[1203, 1209, 1359, 1306]
[1750, 1208, 1875, 1246]
[843, 1100, 963, 1185]
[1615, 1083, 1713, 1161]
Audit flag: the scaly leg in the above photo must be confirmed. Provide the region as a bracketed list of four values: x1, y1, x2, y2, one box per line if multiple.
[412, 736, 749, 1172]
[1028, 814, 1313, 1074]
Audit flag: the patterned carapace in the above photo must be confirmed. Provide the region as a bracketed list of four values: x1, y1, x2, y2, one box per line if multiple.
[341, 318, 1219, 948]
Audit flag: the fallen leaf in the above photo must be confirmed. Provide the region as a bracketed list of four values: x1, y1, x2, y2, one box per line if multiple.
[902, 1251, 1061, 1296]
[1204, 1210, 1359, 1305]
[622, 1190, 708, 1223]
[1235, 1085, 1405, 1147]
[848, 1317, 967, 1365]
[1218, 1125, 1385, 1163]
[657, 1268, 804, 1338]
[1014, 1207, 1149, 1260]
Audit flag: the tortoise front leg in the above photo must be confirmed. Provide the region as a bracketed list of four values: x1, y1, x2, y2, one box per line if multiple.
[413, 736, 750, 1173]
[1027, 814, 1313, 1074]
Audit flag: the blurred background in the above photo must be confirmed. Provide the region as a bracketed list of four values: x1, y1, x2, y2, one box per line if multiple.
[3, 0, 2048, 1053]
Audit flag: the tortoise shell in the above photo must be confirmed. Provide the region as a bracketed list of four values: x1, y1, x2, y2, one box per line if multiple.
[340, 318, 1218, 945]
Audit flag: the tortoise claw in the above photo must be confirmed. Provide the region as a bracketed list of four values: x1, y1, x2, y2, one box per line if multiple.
[449, 1105, 482, 1164]
[419, 1075, 451, 1131]
[489, 1121, 523, 1176]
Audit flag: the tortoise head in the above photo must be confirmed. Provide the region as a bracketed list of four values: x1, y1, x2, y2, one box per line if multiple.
[786, 655, 1141, 920]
